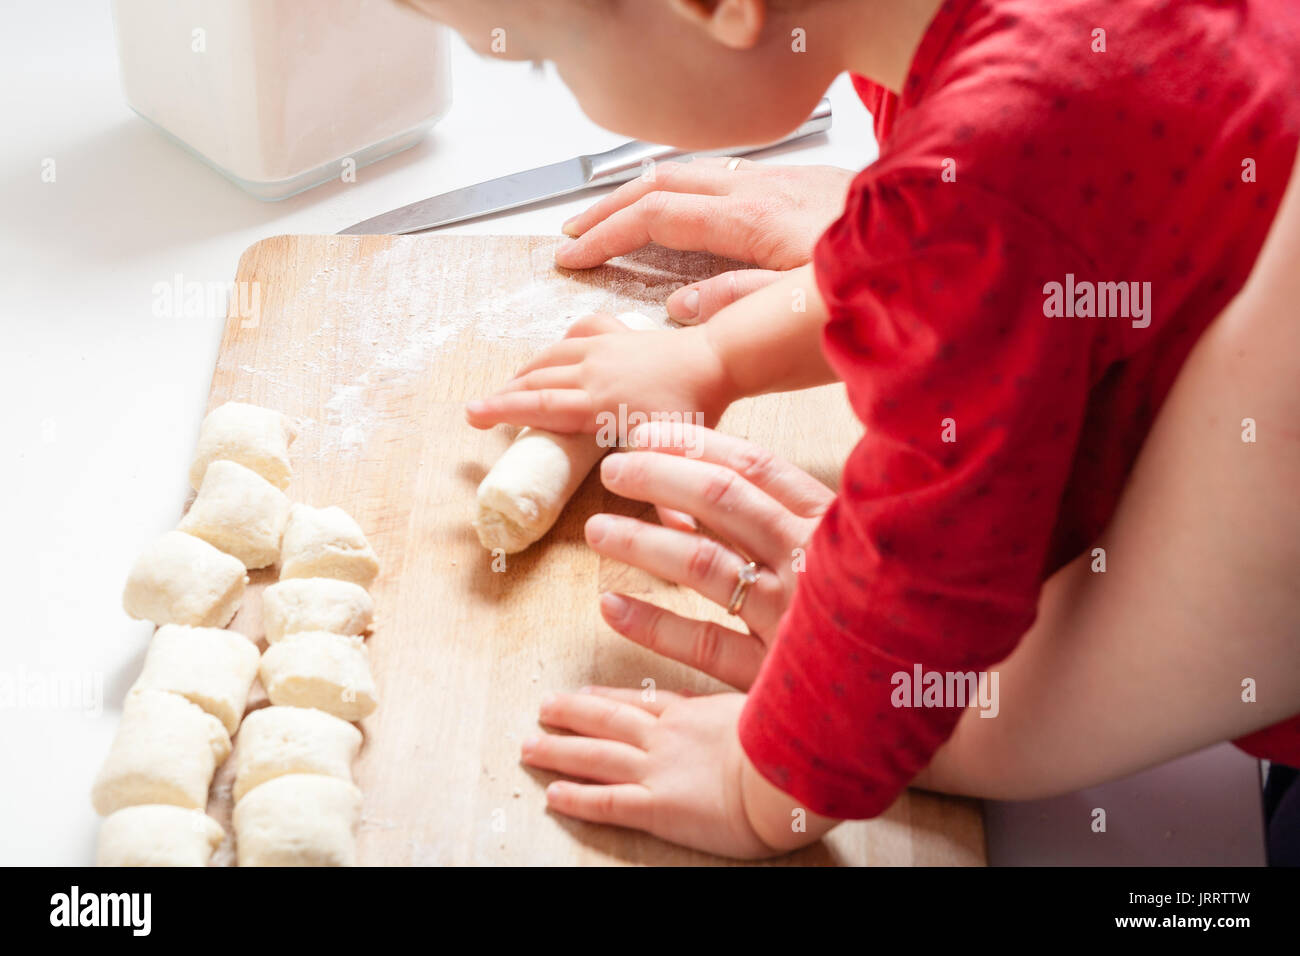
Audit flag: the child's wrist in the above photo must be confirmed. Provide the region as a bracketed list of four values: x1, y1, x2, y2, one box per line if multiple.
[698, 321, 747, 408]
[739, 748, 836, 853]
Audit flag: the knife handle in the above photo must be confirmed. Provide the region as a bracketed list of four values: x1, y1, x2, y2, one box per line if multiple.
[585, 97, 832, 187]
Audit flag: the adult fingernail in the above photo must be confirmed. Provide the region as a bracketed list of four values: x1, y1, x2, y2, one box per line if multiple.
[601, 454, 623, 481]
[561, 217, 580, 237]
[671, 289, 700, 320]
[554, 239, 578, 267]
[586, 514, 611, 544]
[600, 592, 630, 623]
[465, 399, 485, 416]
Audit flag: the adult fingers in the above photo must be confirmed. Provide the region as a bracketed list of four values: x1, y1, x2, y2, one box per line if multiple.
[555, 192, 755, 270]
[599, 452, 805, 567]
[629, 421, 834, 519]
[560, 160, 738, 240]
[587, 517, 786, 636]
[598, 591, 766, 690]
[665, 269, 786, 324]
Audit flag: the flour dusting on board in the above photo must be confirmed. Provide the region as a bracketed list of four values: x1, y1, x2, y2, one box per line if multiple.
[231, 237, 746, 458]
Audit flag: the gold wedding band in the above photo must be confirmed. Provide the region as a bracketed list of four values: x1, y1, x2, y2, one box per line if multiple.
[727, 561, 760, 615]
[725, 156, 743, 172]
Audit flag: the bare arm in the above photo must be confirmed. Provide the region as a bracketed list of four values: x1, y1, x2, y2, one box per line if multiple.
[915, 161, 1300, 800]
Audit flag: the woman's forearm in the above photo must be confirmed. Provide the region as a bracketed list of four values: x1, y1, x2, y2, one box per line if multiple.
[914, 280, 1300, 800]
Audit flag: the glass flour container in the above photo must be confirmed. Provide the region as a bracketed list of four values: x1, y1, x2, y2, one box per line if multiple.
[111, 0, 452, 199]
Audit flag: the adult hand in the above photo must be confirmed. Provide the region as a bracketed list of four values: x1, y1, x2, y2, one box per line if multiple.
[556, 159, 854, 323]
[585, 421, 833, 689]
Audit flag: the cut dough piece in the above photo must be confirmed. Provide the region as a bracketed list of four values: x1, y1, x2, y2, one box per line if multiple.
[91, 690, 232, 816]
[262, 578, 374, 644]
[279, 503, 380, 588]
[130, 625, 260, 735]
[122, 530, 248, 628]
[178, 459, 290, 569]
[97, 805, 224, 867]
[233, 705, 363, 802]
[474, 312, 662, 553]
[189, 401, 297, 491]
[259, 632, 377, 721]
[233, 773, 362, 867]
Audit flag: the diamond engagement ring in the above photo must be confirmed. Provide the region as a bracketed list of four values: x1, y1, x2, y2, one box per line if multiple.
[727, 561, 760, 615]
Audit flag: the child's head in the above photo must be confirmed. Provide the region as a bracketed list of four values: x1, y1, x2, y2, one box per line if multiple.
[404, 0, 838, 149]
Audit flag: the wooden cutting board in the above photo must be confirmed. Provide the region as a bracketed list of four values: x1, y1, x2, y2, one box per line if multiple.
[201, 234, 985, 866]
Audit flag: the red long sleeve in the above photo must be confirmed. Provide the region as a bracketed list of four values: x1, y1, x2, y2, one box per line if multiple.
[739, 0, 1300, 817]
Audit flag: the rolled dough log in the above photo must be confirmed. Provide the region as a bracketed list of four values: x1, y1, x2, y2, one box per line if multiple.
[122, 530, 248, 628]
[178, 459, 290, 569]
[189, 401, 297, 491]
[279, 503, 380, 588]
[233, 705, 363, 802]
[473, 311, 663, 553]
[96, 805, 225, 867]
[259, 632, 377, 721]
[262, 578, 374, 644]
[130, 625, 260, 735]
[233, 773, 362, 867]
[91, 690, 232, 816]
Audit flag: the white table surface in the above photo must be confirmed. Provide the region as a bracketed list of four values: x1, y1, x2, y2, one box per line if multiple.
[0, 0, 1262, 866]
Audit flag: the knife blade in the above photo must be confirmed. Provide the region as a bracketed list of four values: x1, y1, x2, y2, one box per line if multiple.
[339, 98, 832, 236]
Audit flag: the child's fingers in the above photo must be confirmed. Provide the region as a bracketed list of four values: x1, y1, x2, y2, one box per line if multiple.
[559, 160, 738, 242]
[538, 691, 657, 747]
[629, 421, 834, 518]
[555, 193, 735, 270]
[562, 312, 624, 338]
[666, 269, 786, 324]
[575, 684, 683, 716]
[521, 733, 647, 784]
[544, 781, 655, 831]
[496, 366, 579, 395]
[464, 389, 594, 431]
[597, 591, 766, 691]
[512, 338, 589, 377]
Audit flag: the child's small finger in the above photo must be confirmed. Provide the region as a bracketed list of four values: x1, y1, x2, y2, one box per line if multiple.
[544, 781, 655, 831]
[497, 366, 579, 394]
[563, 312, 623, 338]
[538, 690, 656, 746]
[521, 733, 647, 784]
[464, 389, 593, 432]
[575, 683, 681, 715]
[512, 338, 589, 377]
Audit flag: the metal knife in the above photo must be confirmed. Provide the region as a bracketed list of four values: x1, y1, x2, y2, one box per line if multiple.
[338, 98, 832, 235]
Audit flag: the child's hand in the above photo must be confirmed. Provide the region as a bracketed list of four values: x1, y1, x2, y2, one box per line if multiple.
[556, 160, 854, 323]
[465, 314, 736, 434]
[523, 687, 832, 859]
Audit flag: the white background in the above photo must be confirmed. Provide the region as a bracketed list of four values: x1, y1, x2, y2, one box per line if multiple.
[0, 1, 1262, 865]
